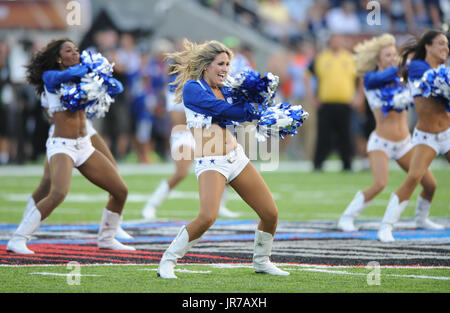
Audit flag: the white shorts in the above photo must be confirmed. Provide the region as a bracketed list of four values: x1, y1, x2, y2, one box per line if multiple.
[46, 135, 95, 167]
[48, 119, 97, 138]
[170, 130, 195, 160]
[366, 131, 412, 160]
[194, 144, 249, 183]
[412, 127, 450, 155]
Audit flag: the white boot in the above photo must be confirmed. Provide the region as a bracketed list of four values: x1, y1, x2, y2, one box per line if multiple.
[98, 208, 135, 251]
[377, 193, 408, 242]
[22, 196, 36, 220]
[157, 225, 200, 279]
[142, 180, 170, 219]
[218, 186, 241, 218]
[253, 230, 289, 276]
[414, 196, 444, 230]
[116, 215, 133, 239]
[6, 206, 42, 254]
[338, 190, 370, 232]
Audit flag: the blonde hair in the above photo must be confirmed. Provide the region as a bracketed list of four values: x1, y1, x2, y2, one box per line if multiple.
[353, 33, 397, 77]
[166, 39, 233, 103]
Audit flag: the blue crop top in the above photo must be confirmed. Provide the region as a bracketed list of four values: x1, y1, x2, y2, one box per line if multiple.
[182, 78, 260, 128]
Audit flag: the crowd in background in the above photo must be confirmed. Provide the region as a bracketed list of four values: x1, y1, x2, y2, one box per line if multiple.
[0, 0, 447, 170]
[200, 0, 446, 44]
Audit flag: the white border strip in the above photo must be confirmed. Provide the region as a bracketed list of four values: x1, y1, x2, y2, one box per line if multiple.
[1, 262, 449, 269]
[1, 160, 448, 176]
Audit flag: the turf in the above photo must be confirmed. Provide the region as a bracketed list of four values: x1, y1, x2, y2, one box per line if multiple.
[0, 160, 449, 295]
[1, 264, 449, 293]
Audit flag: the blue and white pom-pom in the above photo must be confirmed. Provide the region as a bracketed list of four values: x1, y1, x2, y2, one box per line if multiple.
[377, 82, 413, 115]
[414, 64, 449, 111]
[58, 50, 118, 118]
[225, 69, 279, 109]
[256, 102, 309, 141]
[225, 69, 309, 141]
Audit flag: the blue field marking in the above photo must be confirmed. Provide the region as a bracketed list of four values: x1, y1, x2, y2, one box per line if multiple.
[0, 219, 258, 232]
[1, 219, 449, 245]
[274, 229, 450, 241]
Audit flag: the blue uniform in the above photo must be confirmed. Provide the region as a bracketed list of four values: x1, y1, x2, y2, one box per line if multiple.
[363, 66, 412, 115]
[182, 78, 259, 128]
[408, 59, 449, 112]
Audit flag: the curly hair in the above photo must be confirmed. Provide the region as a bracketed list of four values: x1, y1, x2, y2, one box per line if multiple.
[26, 38, 74, 95]
[353, 33, 397, 77]
[165, 39, 233, 104]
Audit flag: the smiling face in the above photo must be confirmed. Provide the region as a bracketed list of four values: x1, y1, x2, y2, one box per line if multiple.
[58, 41, 80, 69]
[377, 45, 398, 71]
[203, 52, 230, 88]
[425, 34, 449, 64]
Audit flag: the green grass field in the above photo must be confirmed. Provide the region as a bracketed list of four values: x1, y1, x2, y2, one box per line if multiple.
[0, 159, 449, 295]
[1, 264, 449, 293]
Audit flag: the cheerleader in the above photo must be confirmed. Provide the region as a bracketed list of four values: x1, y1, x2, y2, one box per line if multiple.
[141, 64, 240, 220]
[338, 33, 439, 235]
[6, 39, 134, 254]
[157, 39, 289, 278]
[377, 30, 448, 242]
[20, 107, 133, 240]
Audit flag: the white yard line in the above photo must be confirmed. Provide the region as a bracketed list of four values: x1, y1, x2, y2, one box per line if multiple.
[15, 263, 448, 281]
[29, 272, 101, 277]
[2, 263, 449, 269]
[288, 267, 450, 281]
[1, 160, 448, 177]
[0, 191, 278, 203]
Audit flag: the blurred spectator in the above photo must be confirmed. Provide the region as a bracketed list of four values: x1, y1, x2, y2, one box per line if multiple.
[424, 0, 445, 28]
[326, 0, 362, 34]
[257, 0, 291, 43]
[8, 37, 37, 164]
[306, 1, 329, 38]
[414, 0, 432, 28]
[233, 0, 260, 28]
[285, 39, 317, 160]
[282, 0, 314, 42]
[222, 36, 254, 76]
[240, 43, 257, 69]
[387, 0, 416, 33]
[305, 34, 359, 171]
[132, 38, 173, 163]
[266, 44, 290, 159]
[98, 31, 137, 161]
[0, 39, 11, 165]
[413, 0, 444, 29]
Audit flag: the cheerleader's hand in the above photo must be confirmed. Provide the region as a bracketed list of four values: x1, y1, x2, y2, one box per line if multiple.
[66, 64, 89, 78]
[106, 78, 124, 96]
